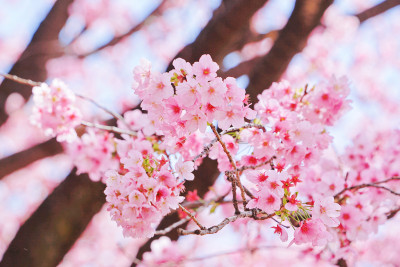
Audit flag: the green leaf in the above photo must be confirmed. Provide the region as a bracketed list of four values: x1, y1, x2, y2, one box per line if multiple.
[209, 202, 219, 214]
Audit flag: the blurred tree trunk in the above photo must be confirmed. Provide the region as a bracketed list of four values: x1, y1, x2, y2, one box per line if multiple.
[0, 170, 105, 267]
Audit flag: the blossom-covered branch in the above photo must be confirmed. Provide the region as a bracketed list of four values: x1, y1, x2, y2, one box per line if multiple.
[334, 177, 400, 198]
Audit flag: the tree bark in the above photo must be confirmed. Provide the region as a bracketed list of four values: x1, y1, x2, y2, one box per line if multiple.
[168, 0, 269, 68]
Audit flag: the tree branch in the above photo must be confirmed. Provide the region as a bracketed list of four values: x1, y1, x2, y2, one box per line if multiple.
[1, 169, 106, 267]
[232, 30, 279, 53]
[80, 121, 137, 136]
[246, 0, 334, 103]
[134, 1, 274, 262]
[177, 210, 273, 236]
[0, 138, 63, 180]
[386, 207, 400, 219]
[355, 0, 400, 23]
[75, 0, 169, 58]
[168, 0, 270, 68]
[334, 177, 400, 199]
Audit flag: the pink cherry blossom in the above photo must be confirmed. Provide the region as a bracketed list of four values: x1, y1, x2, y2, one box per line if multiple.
[285, 194, 300, 212]
[312, 196, 341, 227]
[66, 129, 117, 182]
[292, 218, 333, 246]
[271, 224, 288, 242]
[247, 189, 281, 214]
[192, 54, 219, 83]
[174, 157, 194, 181]
[31, 79, 82, 142]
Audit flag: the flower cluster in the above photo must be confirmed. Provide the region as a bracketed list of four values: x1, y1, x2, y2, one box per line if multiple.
[104, 135, 192, 238]
[333, 130, 400, 254]
[132, 55, 255, 138]
[30, 79, 82, 142]
[65, 129, 118, 182]
[30, 56, 357, 253]
[232, 78, 349, 244]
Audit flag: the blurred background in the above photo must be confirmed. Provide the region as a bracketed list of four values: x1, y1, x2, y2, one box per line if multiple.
[0, 0, 400, 266]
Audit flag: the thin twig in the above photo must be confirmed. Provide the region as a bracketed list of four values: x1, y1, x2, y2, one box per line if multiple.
[210, 124, 248, 208]
[334, 177, 400, 198]
[178, 204, 206, 230]
[271, 217, 290, 228]
[75, 93, 132, 130]
[154, 216, 192, 236]
[177, 210, 273, 236]
[0, 73, 132, 130]
[228, 173, 240, 214]
[373, 177, 400, 185]
[182, 199, 242, 210]
[156, 191, 232, 235]
[234, 156, 276, 173]
[0, 73, 42, 87]
[242, 185, 255, 199]
[193, 123, 266, 162]
[386, 207, 400, 219]
[65, 25, 88, 47]
[81, 121, 137, 136]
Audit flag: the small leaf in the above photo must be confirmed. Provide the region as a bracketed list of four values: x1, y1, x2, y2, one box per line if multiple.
[209, 202, 219, 214]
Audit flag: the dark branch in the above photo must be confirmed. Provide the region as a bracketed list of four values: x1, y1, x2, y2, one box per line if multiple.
[76, 0, 169, 58]
[168, 0, 270, 68]
[355, 0, 400, 23]
[334, 177, 400, 199]
[0, 138, 63, 180]
[336, 258, 348, 267]
[1, 170, 106, 267]
[246, 0, 333, 102]
[386, 207, 400, 219]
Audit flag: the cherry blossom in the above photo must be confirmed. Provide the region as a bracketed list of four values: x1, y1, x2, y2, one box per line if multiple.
[271, 224, 288, 242]
[292, 218, 333, 246]
[174, 157, 195, 181]
[312, 196, 341, 227]
[30, 79, 82, 142]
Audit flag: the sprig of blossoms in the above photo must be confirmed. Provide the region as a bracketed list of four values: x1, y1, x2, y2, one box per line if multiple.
[236, 78, 350, 246]
[132, 54, 255, 138]
[31, 79, 82, 142]
[104, 134, 192, 238]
